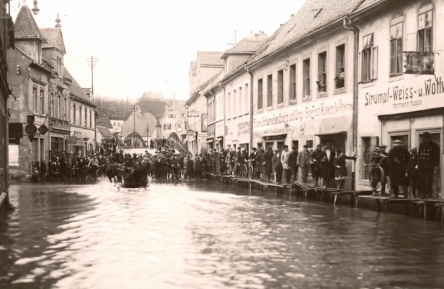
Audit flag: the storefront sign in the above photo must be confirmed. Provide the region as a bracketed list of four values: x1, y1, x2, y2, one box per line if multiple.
[201, 114, 207, 132]
[187, 110, 200, 117]
[253, 96, 352, 129]
[364, 76, 444, 110]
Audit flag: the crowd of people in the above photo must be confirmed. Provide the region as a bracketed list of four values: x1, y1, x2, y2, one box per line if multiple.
[369, 132, 439, 199]
[29, 131, 439, 198]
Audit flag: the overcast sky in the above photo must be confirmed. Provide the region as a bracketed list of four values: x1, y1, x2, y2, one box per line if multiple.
[11, 0, 305, 101]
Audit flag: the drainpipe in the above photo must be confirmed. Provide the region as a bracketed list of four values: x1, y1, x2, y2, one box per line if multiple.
[343, 17, 359, 190]
[246, 67, 254, 150]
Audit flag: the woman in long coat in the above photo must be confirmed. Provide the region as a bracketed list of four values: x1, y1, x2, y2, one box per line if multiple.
[263, 147, 274, 182]
[333, 149, 356, 189]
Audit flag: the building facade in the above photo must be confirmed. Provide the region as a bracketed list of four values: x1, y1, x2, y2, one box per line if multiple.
[354, 0, 444, 197]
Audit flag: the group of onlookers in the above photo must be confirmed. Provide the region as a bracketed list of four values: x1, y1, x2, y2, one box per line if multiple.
[31, 152, 107, 182]
[370, 131, 439, 198]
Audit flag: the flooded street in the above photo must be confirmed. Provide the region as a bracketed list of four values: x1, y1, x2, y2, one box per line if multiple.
[1, 180, 444, 289]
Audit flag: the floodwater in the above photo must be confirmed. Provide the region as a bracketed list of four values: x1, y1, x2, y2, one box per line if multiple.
[1, 179, 444, 289]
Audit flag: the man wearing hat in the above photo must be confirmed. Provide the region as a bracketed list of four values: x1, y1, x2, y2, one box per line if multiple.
[387, 140, 410, 198]
[297, 145, 311, 182]
[417, 132, 440, 198]
[310, 144, 323, 187]
[272, 148, 283, 184]
[369, 145, 388, 195]
[406, 147, 419, 199]
[281, 145, 290, 184]
[249, 148, 258, 179]
[288, 146, 299, 184]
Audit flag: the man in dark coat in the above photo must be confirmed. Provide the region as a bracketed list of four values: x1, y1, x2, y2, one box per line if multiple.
[387, 140, 410, 198]
[321, 143, 335, 188]
[288, 146, 298, 184]
[370, 145, 388, 196]
[417, 132, 440, 198]
[273, 149, 283, 184]
[249, 147, 257, 179]
[310, 144, 323, 187]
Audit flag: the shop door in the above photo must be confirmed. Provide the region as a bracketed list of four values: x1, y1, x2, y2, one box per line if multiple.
[277, 142, 284, 151]
[418, 131, 441, 197]
[320, 134, 346, 152]
[265, 142, 274, 150]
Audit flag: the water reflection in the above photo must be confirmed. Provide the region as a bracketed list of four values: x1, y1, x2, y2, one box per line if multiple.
[0, 180, 444, 289]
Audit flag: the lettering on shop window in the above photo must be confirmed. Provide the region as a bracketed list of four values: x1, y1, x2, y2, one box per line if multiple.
[364, 76, 444, 109]
[253, 99, 352, 128]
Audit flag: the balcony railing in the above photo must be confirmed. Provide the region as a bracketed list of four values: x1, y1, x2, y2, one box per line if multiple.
[49, 117, 70, 131]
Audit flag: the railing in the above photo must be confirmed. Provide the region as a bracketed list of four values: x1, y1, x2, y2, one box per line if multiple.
[49, 117, 70, 130]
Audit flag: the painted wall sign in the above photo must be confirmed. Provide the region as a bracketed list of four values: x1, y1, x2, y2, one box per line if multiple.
[253, 96, 352, 129]
[238, 121, 250, 136]
[363, 76, 444, 109]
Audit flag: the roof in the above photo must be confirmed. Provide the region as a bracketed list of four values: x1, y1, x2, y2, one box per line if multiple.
[353, 0, 385, 13]
[14, 4, 45, 41]
[97, 127, 114, 138]
[248, 0, 363, 64]
[196, 51, 224, 67]
[139, 92, 165, 102]
[63, 67, 95, 106]
[96, 116, 113, 128]
[138, 100, 168, 118]
[221, 37, 268, 59]
[40, 28, 66, 54]
[121, 110, 157, 138]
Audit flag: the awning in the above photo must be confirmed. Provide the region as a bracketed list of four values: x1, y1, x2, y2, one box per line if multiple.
[315, 131, 347, 136]
[217, 136, 223, 140]
[262, 133, 287, 140]
[206, 137, 214, 142]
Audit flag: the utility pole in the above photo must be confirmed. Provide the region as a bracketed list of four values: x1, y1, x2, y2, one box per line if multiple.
[86, 55, 98, 101]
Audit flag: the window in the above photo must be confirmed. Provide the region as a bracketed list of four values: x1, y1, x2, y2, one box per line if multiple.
[33, 87, 38, 112]
[85, 108, 87, 126]
[50, 93, 54, 116]
[238, 87, 242, 115]
[245, 83, 249, 113]
[390, 22, 403, 76]
[361, 33, 378, 82]
[78, 106, 81, 125]
[168, 114, 175, 118]
[233, 90, 237, 116]
[303, 58, 311, 100]
[277, 70, 283, 104]
[227, 92, 231, 118]
[39, 89, 44, 114]
[418, 10, 432, 52]
[164, 124, 171, 130]
[57, 95, 61, 119]
[335, 44, 345, 88]
[289, 64, 296, 101]
[267, 74, 272, 107]
[73, 104, 76, 123]
[90, 111, 93, 128]
[317, 52, 327, 93]
[257, 79, 263, 109]
[64, 98, 68, 120]
[362, 137, 371, 179]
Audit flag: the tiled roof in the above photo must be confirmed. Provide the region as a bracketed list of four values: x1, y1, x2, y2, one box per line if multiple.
[63, 67, 95, 106]
[96, 116, 113, 128]
[353, 0, 385, 13]
[121, 110, 157, 138]
[139, 92, 165, 102]
[197, 51, 224, 66]
[138, 100, 168, 118]
[221, 37, 268, 59]
[248, 0, 363, 64]
[14, 4, 45, 40]
[97, 127, 113, 138]
[40, 28, 66, 54]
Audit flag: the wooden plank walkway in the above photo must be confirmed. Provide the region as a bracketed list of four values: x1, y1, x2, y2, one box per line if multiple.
[357, 195, 414, 214]
[331, 190, 373, 206]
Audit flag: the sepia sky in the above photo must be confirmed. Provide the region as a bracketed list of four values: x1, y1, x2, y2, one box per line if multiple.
[11, 0, 304, 101]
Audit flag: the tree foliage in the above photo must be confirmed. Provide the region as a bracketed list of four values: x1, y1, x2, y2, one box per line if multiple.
[94, 95, 133, 120]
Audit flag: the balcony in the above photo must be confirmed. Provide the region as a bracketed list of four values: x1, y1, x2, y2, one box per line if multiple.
[49, 117, 70, 132]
